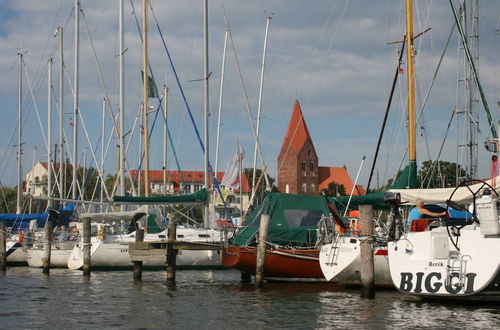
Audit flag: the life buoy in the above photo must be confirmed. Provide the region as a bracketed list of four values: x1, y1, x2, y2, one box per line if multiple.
[18, 231, 24, 244]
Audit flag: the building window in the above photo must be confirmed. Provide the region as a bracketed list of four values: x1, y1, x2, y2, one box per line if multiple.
[311, 184, 315, 193]
[302, 161, 306, 176]
[302, 183, 307, 193]
[286, 184, 289, 194]
[308, 150, 311, 156]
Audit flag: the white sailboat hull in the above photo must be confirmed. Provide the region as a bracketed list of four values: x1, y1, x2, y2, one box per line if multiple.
[68, 228, 223, 270]
[388, 226, 500, 300]
[26, 241, 77, 268]
[6, 235, 27, 264]
[319, 237, 392, 286]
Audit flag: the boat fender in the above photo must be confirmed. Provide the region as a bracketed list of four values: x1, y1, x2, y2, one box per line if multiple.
[18, 231, 24, 244]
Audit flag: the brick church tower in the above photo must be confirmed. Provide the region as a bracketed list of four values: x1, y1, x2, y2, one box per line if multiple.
[278, 100, 319, 195]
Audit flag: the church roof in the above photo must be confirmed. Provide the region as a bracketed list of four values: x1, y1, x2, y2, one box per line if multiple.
[318, 166, 365, 196]
[281, 100, 315, 154]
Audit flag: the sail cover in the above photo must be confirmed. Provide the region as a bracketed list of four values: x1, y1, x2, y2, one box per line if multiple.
[389, 176, 500, 204]
[231, 192, 335, 247]
[113, 188, 208, 204]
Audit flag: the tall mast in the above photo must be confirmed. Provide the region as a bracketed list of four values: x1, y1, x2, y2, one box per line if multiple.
[47, 59, 53, 209]
[72, 0, 80, 201]
[16, 53, 23, 214]
[406, 0, 416, 164]
[251, 16, 271, 196]
[142, 0, 150, 197]
[57, 27, 64, 201]
[119, 0, 126, 201]
[214, 30, 228, 178]
[163, 86, 169, 195]
[203, 0, 210, 228]
[101, 98, 106, 210]
[468, 0, 479, 179]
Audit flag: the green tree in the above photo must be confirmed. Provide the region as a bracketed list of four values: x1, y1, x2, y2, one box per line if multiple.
[244, 168, 278, 202]
[418, 160, 466, 188]
[321, 181, 347, 196]
[0, 186, 17, 213]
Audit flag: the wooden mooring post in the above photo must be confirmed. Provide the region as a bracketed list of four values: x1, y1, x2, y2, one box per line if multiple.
[166, 221, 177, 283]
[359, 204, 375, 298]
[42, 218, 53, 274]
[0, 222, 6, 272]
[255, 214, 270, 288]
[133, 227, 144, 281]
[82, 217, 91, 277]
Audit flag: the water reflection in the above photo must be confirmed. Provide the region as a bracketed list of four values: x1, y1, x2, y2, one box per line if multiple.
[0, 268, 498, 329]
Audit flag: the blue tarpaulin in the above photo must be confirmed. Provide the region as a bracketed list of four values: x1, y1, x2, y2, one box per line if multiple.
[0, 203, 75, 230]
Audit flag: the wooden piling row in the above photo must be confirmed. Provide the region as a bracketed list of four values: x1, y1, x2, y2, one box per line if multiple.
[359, 204, 375, 299]
[255, 214, 270, 288]
[42, 218, 52, 274]
[133, 227, 144, 281]
[166, 221, 177, 283]
[0, 222, 6, 272]
[82, 217, 91, 277]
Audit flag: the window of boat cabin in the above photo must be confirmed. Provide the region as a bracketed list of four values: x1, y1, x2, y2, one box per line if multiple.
[283, 209, 324, 227]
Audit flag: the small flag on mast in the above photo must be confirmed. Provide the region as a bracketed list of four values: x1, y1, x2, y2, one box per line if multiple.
[140, 71, 159, 98]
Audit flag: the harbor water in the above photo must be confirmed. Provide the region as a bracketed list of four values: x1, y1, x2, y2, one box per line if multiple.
[0, 268, 498, 329]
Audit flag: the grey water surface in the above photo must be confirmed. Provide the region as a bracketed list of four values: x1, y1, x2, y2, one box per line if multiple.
[0, 268, 498, 329]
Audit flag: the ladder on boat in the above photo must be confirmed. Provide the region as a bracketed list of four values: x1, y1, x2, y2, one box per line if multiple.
[325, 233, 343, 266]
[445, 251, 471, 292]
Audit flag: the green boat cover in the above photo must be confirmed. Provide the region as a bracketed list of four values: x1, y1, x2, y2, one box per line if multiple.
[232, 192, 334, 247]
[390, 160, 418, 189]
[113, 188, 208, 204]
[328, 192, 390, 211]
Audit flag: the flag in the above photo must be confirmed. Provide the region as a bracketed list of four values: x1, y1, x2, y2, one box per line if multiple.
[215, 187, 229, 206]
[140, 71, 159, 98]
[221, 141, 245, 190]
[398, 67, 404, 74]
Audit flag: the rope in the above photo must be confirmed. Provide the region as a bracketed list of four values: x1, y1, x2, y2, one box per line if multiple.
[129, 0, 186, 190]
[145, 1, 230, 213]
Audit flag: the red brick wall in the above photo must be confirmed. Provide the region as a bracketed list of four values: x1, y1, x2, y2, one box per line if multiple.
[278, 138, 319, 195]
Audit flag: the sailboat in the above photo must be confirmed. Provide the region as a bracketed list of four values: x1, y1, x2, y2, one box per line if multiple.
[386, 0, 500, 300]
[222, 192, 345, 281]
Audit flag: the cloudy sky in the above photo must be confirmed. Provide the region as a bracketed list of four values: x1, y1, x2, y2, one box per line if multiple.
[1, 0, 500, 192]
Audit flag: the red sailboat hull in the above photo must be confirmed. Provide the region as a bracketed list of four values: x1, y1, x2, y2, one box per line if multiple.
[221, 245, 325, 281]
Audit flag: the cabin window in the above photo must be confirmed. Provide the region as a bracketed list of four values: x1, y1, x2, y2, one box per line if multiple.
[283, 209, 324, 227]
[198, 234, 210, 238]
[177, 234, 185, 238]
[302, 183, 307, 193]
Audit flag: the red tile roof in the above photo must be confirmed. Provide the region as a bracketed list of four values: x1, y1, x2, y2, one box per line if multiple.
[130, 170, 251, 193]
[318, 166, 365, 196]
[282, 100, 315, 154]
[39, 162, 61, 170]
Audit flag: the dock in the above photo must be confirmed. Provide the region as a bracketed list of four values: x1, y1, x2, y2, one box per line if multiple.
[129, 241, 222, 263]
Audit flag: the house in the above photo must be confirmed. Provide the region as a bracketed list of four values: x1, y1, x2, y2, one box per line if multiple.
[130, 169, 251, 212]
[277, 100, 365, 196]
[24, 162, 56, 197]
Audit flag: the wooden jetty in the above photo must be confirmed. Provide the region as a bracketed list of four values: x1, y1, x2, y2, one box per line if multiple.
[128, 223, 223, 281]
